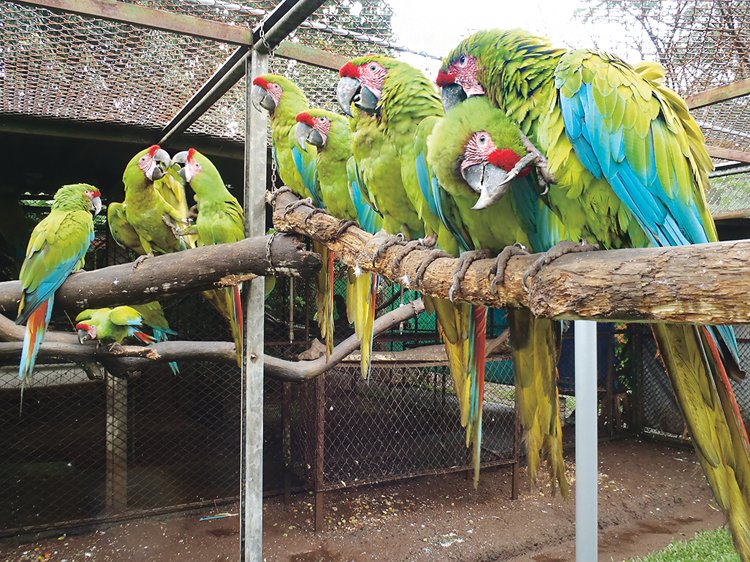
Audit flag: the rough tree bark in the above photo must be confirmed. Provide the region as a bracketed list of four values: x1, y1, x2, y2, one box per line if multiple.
[0, 233, 319, 315]
[270, 189, 750, 325]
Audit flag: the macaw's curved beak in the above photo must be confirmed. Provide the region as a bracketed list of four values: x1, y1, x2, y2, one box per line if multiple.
[172, 150, 189, 181]
[90, 195, 102, 216]
[337, 77, 360, 116]
[462, 162, 512, 210]
[442, 83, 468, 112]
[76, 323, 95, 344]
[77, 329, 90, 344]
[251, 84, 276, 113]
[148, 148, 171, 181]
[295, 122, 324, 150]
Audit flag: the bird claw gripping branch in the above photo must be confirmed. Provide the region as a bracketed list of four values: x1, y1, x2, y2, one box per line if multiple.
[522, 240, 598, 290]
[449, 249, 493, 301]
[489, 244, 530, 292]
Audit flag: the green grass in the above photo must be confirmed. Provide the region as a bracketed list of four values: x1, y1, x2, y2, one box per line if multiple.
[629, 528, 738, 562]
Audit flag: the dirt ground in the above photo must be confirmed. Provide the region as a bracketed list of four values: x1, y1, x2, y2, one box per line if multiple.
[0, 439, 728, 562]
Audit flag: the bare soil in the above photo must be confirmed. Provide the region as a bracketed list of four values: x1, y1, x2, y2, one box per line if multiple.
[0, 439, 727, 561]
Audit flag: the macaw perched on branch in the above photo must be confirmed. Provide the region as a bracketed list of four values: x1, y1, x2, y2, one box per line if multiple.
[296, 108, 382, 373]
[439, 28, 750, 557]
[337, 54, 490, 486]
[251, 74, 340, 355]
[118, 145, 189, 259]
[75, 302, 179, 376]
[421, 96, 569, 495]
[172, 148, 271, 367]
[17, 183, 102, 383]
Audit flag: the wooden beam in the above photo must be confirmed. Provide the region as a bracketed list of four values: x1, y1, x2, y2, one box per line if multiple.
[705, 144, 750, 164]
[14, 0, 252, 44]
[0, 233, 319, 316]
[270, 188, 750, 326]
[276, 41, 348, 71]
[686, 78, 750, 109]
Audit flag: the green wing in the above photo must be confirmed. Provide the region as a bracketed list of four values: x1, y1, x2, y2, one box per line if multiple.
[108, 202, 145, 255]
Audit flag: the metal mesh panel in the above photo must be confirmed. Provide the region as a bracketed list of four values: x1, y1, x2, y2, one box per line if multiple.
[707, 172, 750, 215]
[633, 325, 750, 440]
[289, 361, 518, 491]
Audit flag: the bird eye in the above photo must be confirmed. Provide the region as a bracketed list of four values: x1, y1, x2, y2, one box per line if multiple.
[459, 55, 467, 67]
[196, 163, 201, 170]
[479, 134, 487, 144]
[369, 63, 377, 71]
[139, 156, 146, 162]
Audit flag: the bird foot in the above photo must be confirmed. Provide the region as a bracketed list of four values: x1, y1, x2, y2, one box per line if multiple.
[187, 204, 199, 219]
[520, 132, 556, 190]
[418, 233, 437, 248]
[336, 219, 358, 236]
[391, 239, 425, 272]
[132, 253, 154, 270]
[489, 244, 529, 292]
[303, 207, 328, 227]
[371, 233, 405, 266]
[282, 197, 314, 220]
[523, 240, 598, 289]
[108, 342, 124, 354]
[449, 249, 493, 301]
[414, 249, 453, 287]
[268, 186, 293, 205]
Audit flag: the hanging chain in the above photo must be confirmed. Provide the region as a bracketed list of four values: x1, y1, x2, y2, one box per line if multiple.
[259, 23, 278, 188]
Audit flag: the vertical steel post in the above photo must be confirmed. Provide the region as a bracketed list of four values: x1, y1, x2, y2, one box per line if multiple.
[575, 321, 598, 562]
[240, 49, 268, 562]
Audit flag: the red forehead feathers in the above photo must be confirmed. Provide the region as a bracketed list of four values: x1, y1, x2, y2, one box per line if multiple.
[252, 76, 269, 89]
[88, 189, 101, 198]
[296, 112, 314, 126]
[339, 62, 360, 78]
[75, 322, 89, 330]
[148, 144, 160, 157]
[489, 149, 531, 177]
[435, 70, 455, 87]
[187, 148, 197, 162]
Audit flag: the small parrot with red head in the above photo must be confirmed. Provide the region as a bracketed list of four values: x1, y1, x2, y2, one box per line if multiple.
[17, 183, 102, 383]
[439, 29, 750, 556]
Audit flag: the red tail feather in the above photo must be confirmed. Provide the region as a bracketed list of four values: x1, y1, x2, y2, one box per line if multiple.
[474, 306, 487, 406]
[233, 285, 243, 342]
[133, 331, 154, 344]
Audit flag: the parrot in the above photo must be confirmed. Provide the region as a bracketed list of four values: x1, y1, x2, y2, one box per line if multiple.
[439, 28, 750, 557]
[171, 148, 261, 368]
[109, 160, 195, 257]
[120, 145, 188, 258]
[420, 95, 569, 495]
[17, 183, 102, 383]
[295, 107, 383, 375]
[337, 54, 489, 486]
[250, 74, 339, 357]
[75, 302, 179, 375]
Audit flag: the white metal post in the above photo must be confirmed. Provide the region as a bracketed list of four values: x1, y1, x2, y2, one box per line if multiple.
[241, 49, 268, 562]
[575, 320, 598, 562]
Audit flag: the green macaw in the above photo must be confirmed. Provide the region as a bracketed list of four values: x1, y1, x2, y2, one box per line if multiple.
[109, 161, 195, 256]
[439, 29, 750, 557]
[120, 145, 188, 257]
[250, 74, 340, 357]
[75, 302, 179, 375]
[295, 107, 383, 375]
[17, 183, 102, 383]
[172, 148, 271, 367]
[337, 55, 488, 486]
[421, 96, 569, 495]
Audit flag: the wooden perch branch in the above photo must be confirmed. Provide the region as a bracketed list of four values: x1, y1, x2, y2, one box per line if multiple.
[0, 299, 426, 381]
[270, 188, 750, 325]
[0, 233, 319, 315]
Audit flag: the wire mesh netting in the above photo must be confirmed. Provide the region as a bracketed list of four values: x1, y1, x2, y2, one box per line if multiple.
[632, 325, 750, 440]
[288, 361, 519, 492]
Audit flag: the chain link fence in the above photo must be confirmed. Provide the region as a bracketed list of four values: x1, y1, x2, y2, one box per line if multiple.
[631, 325, 750, 441]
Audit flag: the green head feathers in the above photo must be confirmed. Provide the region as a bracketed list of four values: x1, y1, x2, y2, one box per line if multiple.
[53, 183, 102, 213]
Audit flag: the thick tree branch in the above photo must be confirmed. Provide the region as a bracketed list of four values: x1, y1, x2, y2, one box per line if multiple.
[269, 188, 750, 325]
[0, 233, 319, 315]
[0, 299, 426, 381]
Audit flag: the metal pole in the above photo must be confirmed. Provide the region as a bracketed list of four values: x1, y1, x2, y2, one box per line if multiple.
[575, 320, 598, 562]
[240, 49, 268, 562]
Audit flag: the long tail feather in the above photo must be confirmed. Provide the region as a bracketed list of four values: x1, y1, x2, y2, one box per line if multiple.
[230, 285, 243, 367]
[19, 297, 53, 384]
[151, 327, 180, 376]
[468, 306, 487, 487]
[314, 241, 334, 358]
[346, 269, 378, 379]
[509, 309, 569, 497]
[653, 324, 750, 559]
